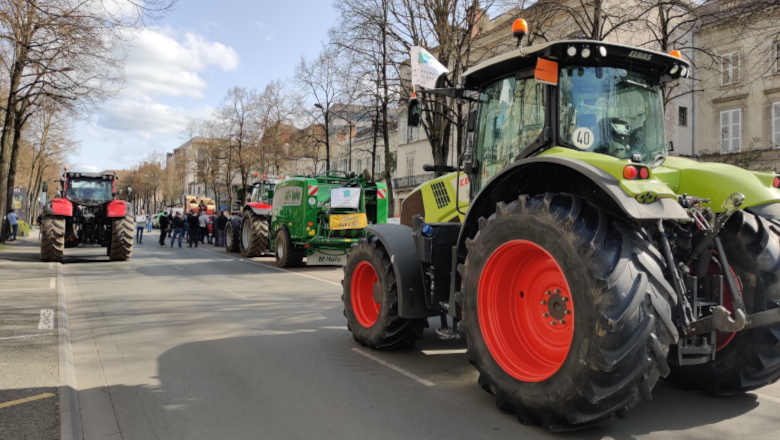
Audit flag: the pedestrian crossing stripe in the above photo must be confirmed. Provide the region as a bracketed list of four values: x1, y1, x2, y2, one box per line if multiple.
[308, 185, 318, 196]
[377, 189, 386, 199]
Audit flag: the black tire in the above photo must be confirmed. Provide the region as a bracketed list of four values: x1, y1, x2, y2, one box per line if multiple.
[225, 220, 239, 253]
[239, 210, 269, 258]
[275, 227, 304, 267]
[108, 214, 133, 261]
[460, 193, 677, 431]
[342, 236, 427, 349]
[666, 210, 780, 394]
[40, 215, 65, 262]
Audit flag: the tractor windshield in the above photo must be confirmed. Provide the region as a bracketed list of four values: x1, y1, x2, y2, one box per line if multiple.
[67, 179, 113, 205]
[559, 67, 665, 163]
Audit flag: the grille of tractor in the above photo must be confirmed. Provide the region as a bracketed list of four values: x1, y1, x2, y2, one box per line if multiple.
[431, 181, 451, 209]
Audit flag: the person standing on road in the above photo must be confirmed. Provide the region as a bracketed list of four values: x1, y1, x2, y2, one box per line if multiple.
[199, 210, 209, 244]
[147, 213, 153, 232]
[170, 213, 185, 248]
[135, 210, 147, 244]
[216, 211, 228, 247]
[186, 210, 200, 248]
[158, 213, 170, 246]
[6, 209, 18, 241]
[167, 212, 174, 238]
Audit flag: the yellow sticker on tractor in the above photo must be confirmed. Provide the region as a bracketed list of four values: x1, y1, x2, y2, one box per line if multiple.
[330, 213, 368, 231]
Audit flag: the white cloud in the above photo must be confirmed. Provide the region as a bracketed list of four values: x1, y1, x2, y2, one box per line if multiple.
[256, 21, 266, 29]
[70, 165, 101, 173]
[97, 100, 211, 134]
[122, 29, 240, 100]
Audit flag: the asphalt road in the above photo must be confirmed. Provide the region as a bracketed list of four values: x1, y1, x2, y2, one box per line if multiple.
[61, 231, 780, 440]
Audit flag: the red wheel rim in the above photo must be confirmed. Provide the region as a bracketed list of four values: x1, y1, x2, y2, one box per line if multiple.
[478, 240, 575, 382]
[709, 258, 740, 351]
[352, 261, 381, 327]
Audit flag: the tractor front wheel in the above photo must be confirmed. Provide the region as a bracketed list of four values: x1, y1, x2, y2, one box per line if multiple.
[107, 213, 133, 261]
[342, 237, 426, 349]
[40, 215, 65, 262]
[460, 193, 676, 430]
[275, 227, 304, 267]
[239, 210, 269, 258]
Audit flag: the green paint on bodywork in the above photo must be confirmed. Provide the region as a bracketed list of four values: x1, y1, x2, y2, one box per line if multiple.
[405, 172, 471, 223]
[659, 156, 780, 212]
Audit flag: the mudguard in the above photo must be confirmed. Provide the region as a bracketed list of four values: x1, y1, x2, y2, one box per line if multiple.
[44, 198, 73, 217]
[365, 224, 431, 319]
[106, 200, 129, 218]
[457, 155, 689, 255]
[247, 202, 272, 217]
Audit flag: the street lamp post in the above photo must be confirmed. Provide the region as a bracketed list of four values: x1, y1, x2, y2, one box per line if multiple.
[314, 103, 330, 172]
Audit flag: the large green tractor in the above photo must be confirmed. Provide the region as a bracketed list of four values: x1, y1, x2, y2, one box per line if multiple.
[342, 23, 780, 431]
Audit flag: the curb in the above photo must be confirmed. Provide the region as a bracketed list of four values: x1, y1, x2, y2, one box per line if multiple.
[57, 263, 83, 440]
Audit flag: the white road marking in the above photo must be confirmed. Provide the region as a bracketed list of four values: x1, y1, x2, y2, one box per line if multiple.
[48, 263, 53, 270]
[0, 287, 52, 292]
[320, 326, 348, 330]
[421, 349, 468, 355]
[755, 393, 780, 405]
[0, 333, 55, 340]
[197, 247, 343, 287]
[223, 289, 248, 300]
[351, 348, 435, 387]
[38, 309, 54, 329]
[50, 278, 55, 289]
[172, 265, 184, 271]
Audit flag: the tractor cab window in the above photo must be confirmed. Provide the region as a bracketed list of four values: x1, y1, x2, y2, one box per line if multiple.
[559, 67, 665, 163]
[67, 180, 113, 205]
[474, 76, 545, 191]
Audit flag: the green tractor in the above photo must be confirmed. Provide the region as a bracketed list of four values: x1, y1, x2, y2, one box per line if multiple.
[342, 24, 780, 431]
[227, 172, 388, 267]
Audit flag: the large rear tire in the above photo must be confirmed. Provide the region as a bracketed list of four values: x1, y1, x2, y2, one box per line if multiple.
[40, 215, 65, 262]
[342, 236, 427, 349]
[239, 210, 269, 258]
[108, 214, 133, 261]
[666, 210, 780, 394]
[275, 227, 304, 267]
[225, 220, 239, 253]
[460, 193, 676, 431]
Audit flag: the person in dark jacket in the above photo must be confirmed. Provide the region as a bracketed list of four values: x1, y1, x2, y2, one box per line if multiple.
[167, 213, 174, 237]
[158, 214, 170, 246]
[216, 211, 228, 247]
[170, 213, 185, 248]
[186, 210, 200, 247]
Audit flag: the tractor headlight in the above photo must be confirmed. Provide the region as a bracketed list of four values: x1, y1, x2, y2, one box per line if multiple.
[581, 46, 591, 59]
[670, 64, 679, 75]
[598, 46, 607, 57]
[680, 66, 688, 77]
[566, 45, 577, 57]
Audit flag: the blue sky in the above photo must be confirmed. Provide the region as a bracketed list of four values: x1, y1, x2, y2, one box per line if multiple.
[70, 0, 338, 172]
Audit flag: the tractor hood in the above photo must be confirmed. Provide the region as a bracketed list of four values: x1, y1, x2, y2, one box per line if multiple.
[658, 156, 780, 213]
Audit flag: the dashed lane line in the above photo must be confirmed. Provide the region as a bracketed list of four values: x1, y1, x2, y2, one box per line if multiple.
[352, 347, 435, 387]
[421, 349, 468, 355]
[0, 393, 55, 409]
[223, 289, 248, 300]
[196, 246, 342, 288]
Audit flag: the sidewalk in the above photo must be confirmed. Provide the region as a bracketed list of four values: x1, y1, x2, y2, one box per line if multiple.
[0, 231, 61, 439]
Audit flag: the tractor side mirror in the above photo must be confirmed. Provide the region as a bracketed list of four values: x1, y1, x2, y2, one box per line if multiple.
[408, 97, 422, 128]
[467, 109, 477, 132]
[667, 141, 674, 152]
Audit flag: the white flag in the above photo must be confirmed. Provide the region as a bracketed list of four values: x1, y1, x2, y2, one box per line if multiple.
[331, 187, 362, 209]
[411, 46, 450, 89]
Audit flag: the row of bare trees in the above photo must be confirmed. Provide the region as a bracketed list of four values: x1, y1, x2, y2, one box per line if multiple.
[0, 0, 176, 240]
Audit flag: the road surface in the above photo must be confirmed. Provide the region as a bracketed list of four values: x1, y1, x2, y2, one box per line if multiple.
[55, 232, 780, 440]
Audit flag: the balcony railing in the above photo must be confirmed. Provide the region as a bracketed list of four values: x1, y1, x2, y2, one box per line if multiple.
[393, 173, 433, 189]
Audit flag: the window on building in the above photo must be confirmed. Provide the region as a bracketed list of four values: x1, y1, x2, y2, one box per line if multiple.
[773, 102, 780, 145]
[375, 155, 382, 173]
[679, 107, 688, 126]
[720, 108, 742, 153]
[406, 155, 415, 176]
[721, 51, 740, 85]
[773, 42, 780, 74]
[408, 125, 418, 143]
[357, 159, 363, 171]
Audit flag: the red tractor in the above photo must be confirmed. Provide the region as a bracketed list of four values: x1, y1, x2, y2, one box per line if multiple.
[40, 170, 134, 262]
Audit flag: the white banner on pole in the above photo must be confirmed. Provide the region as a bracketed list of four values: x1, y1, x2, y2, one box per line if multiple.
[331, 188, 361, 209]
[410, 46, 450, 89]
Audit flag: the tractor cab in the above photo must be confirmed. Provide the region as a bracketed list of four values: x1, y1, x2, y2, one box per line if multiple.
[62, 172, 117, 206]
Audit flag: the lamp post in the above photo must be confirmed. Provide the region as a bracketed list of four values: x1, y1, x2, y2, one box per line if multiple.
[314, 103, 330, 172]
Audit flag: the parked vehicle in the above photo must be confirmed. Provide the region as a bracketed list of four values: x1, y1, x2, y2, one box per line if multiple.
[40, 169, 133, 262]
[341, 24, 780, 430]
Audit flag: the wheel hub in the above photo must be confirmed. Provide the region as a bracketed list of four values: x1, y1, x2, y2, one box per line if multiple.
[478, 239, 575, 383]
[351, 261, 381, 327]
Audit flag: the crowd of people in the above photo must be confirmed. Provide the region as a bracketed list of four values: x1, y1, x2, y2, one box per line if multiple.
[142, 209, 231, 249]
